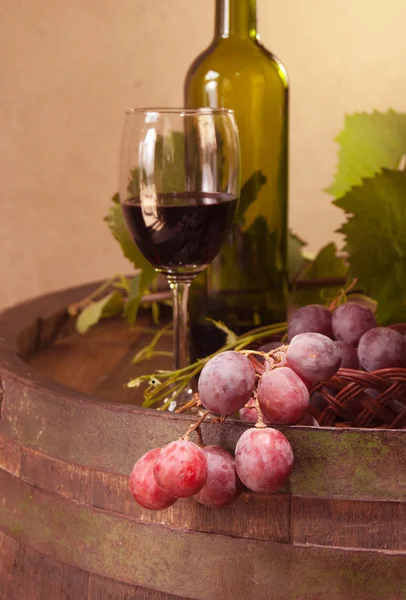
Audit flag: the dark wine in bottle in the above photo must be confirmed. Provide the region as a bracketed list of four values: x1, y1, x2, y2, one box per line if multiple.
[185, 0, 289, 358]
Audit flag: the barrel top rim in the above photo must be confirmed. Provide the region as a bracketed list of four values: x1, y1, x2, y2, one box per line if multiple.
[0, 280, 405, 434]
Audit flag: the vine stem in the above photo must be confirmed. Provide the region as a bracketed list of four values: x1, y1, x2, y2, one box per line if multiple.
[328, 278, 358, 312]
[138, 322, 288, 408]
[67, 274, 124, 316]
[181, 410, 210, 441]
[253, 392, 267, 429]
[175, 393, 200, 413]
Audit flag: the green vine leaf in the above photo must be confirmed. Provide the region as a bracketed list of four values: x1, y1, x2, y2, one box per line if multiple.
[288, 230, 309, 280]
[206, 318, 238, 344]
[123, 273, 142, 325]
[334, 169, 406, 323]
[327, 110, 406, 198]
[291, 242, 348, 307]
[104, 194, 157, 292]
[76, 291, 124, 334]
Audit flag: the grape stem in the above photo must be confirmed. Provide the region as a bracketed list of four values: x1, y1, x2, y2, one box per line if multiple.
[253, 391, 267, 429]
[328, 278, 358, 312]
[181, 409, 210, 442]
[132, 322, 288, 408]
[175, 393, 200, 413]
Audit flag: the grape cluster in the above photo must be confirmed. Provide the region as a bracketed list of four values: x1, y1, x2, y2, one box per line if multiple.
[129, 302, 405, 512]
[129, 336, 342, 511]
[288, 302, 406, 371]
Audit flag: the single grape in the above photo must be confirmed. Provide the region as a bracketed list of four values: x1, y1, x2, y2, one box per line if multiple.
[286, 332, 341, 382]
[335, 340, 359, 369]
[235, 427, 294, 493]
[288, 304, 333, 341]
[129, 448, 177, 511]
[332, 302, 376, 346]
[194, 446, 242, 508]
[239, 397, 259, 423]
[198, 351, 256, 415]
[153, 440, 208, 498]
[358, 327, 406, 371]
[257, 367, 310, 424]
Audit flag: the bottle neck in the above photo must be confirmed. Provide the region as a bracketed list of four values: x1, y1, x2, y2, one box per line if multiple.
[215, 0, 258, 40]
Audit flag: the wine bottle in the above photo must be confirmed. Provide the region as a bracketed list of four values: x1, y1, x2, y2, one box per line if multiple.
[185, 0, 289, 358]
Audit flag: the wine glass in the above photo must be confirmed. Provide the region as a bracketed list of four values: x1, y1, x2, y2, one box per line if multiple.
[119, 108, 240, 405]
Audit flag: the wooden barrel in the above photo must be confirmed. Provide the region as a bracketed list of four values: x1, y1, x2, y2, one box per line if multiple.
[1, 283, 406, 600]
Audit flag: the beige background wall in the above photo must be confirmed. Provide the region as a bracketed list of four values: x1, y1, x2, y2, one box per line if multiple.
[0, 0, 405, 309]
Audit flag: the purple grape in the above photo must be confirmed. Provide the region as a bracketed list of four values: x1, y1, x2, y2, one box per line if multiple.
[335, 340, 359, 369]
[358, 327, 406, 371]
[235, 428, 294, 494]
[286, 332, 341, 382]
[198, 351, 256, 415]
[288, 304, 333, 341]
[194, 446, 242, 508]
[257, 367, 310, 424]
[332, 302, 376, 346]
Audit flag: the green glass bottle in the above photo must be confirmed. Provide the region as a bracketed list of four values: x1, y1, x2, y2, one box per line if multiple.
[185, 0, 289, 358]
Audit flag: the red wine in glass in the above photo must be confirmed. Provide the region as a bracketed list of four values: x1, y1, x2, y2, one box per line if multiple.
[122, 191, 237, 277]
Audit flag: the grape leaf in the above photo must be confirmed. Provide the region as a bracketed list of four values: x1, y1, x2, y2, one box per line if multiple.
[290, 242, 348, 307]
[288, 230, 308, 280]
[206, 318, 238, 344]
[334, 169, 406, 324]
[76, 291, 123, 334]
[327, 110, 406, 197]
[123, 273, 142, 325]
[104, 194, 157, 292]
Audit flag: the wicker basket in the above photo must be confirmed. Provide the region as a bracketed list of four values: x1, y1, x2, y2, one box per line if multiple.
[309, 367, 406, 429]
[251, 323, 406, 430]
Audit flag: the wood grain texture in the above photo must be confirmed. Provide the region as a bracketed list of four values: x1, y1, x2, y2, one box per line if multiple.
[0, 530, 184, 600]
[1, 367, 406, 501]
[0, 433, 21, 476]
[19, 446, 290, 543]
[88, 574, 189, 600]
[291, 496, 406, 550]
[1, 468, 406, 600]
[1, 282, 406, 600]
[0, 283, 405, 500]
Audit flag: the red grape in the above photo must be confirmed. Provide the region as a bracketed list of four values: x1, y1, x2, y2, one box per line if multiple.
[129, 449, 177, 511]
[198, 351, 256, 415]
[239, 397, 260, 423]
[335, 340, 359, 369]
[286, 332, 341, 382]
[288, 304, 333, 341]
[153, 440, 208, 498]
[194, 446, 242, 508]
[235, 427, 294, 493]
[332, 302, 376, 346]
[358, 327, 406, 371]
[257, 367, 310, 424]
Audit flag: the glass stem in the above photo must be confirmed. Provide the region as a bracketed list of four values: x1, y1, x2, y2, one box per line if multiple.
[168, 278, 191, 371]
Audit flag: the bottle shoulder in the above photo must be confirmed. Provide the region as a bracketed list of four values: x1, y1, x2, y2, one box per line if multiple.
[185, 38, 288, 89]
